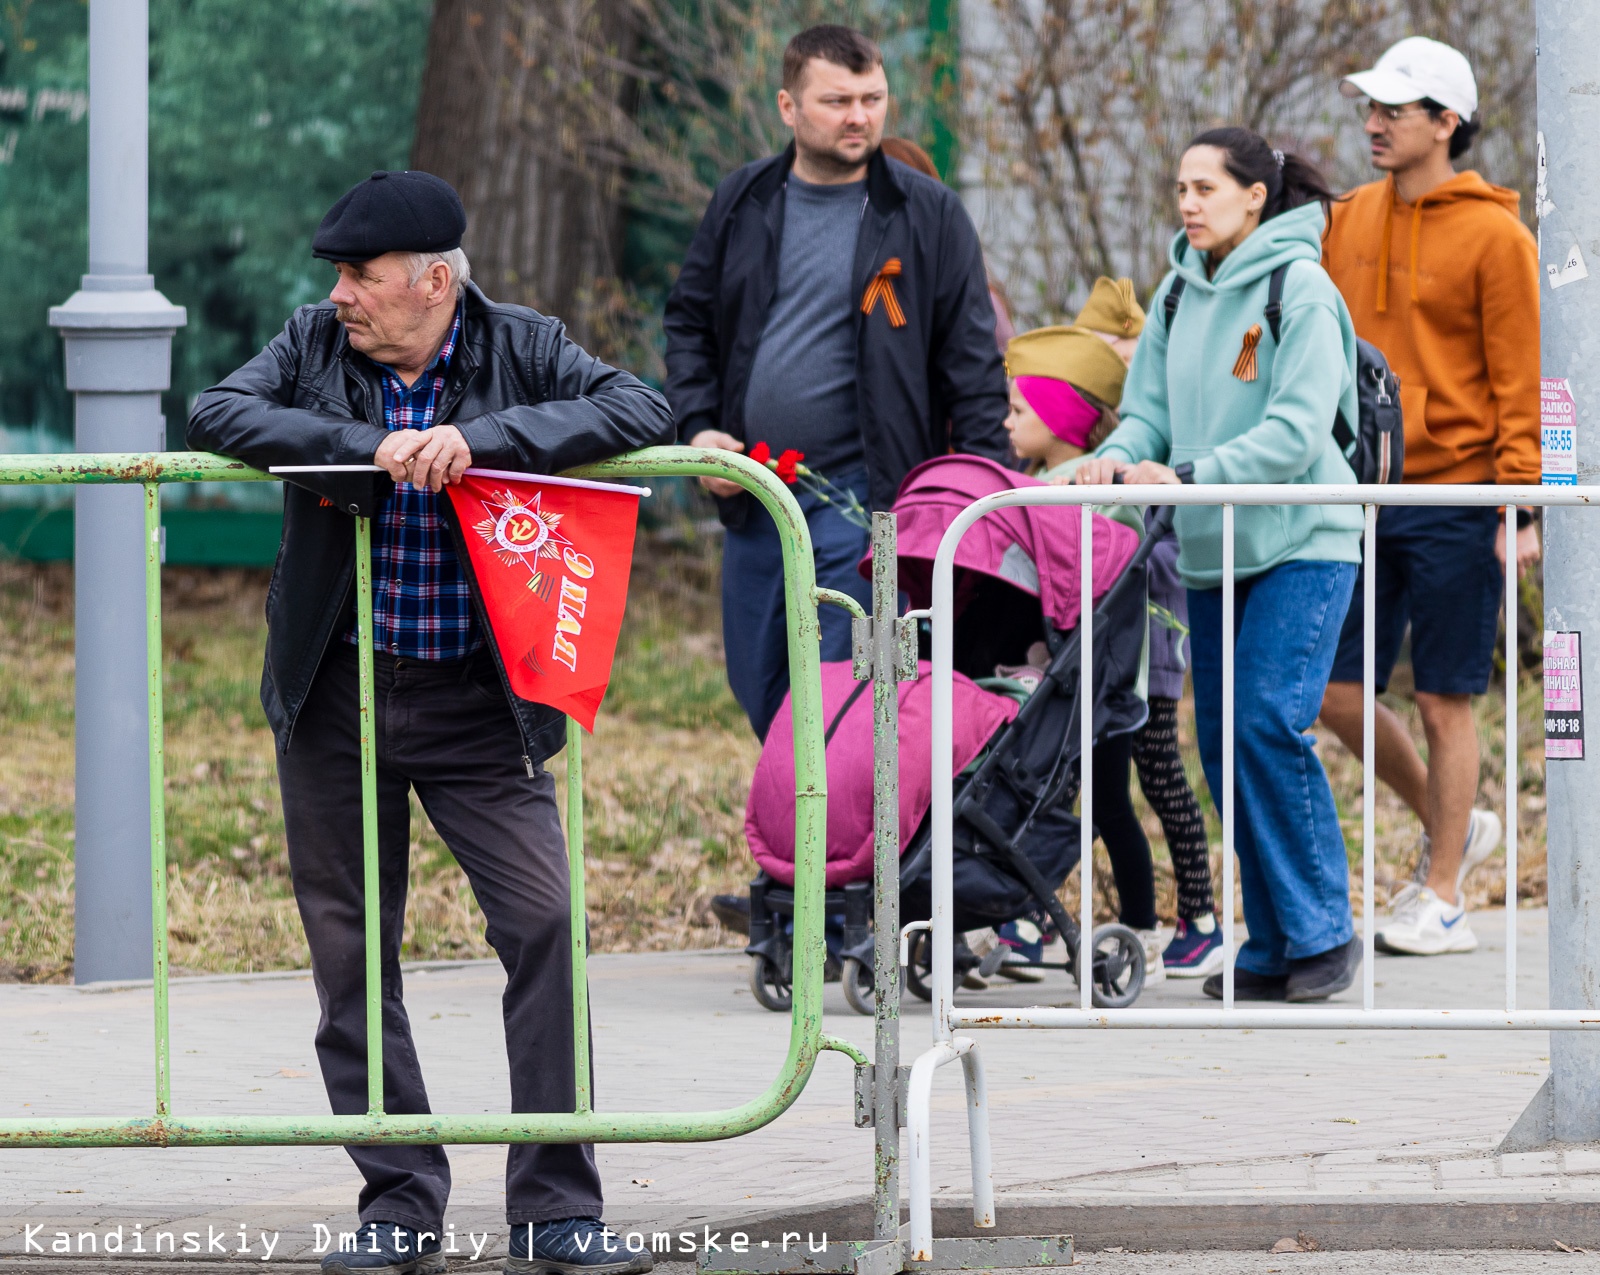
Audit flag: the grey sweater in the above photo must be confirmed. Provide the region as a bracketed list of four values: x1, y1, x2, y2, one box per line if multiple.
[742, 176, 866, 475]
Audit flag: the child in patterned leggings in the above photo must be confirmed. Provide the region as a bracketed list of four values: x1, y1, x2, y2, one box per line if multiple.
[1133, 529, 1224, 977]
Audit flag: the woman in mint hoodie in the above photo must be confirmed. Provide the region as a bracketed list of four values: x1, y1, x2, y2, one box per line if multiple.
[1075, 127, 1363, 1003]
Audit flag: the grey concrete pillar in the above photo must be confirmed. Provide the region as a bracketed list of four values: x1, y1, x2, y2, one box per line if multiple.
[47, 0, 185, 984]
[1503, 0, 1600, 1148]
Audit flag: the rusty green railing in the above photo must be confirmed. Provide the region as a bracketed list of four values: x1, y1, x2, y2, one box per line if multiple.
[0, 445, 862, 1147]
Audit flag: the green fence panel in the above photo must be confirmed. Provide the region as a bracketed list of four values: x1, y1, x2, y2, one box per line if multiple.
[0, 446, 851, 1148]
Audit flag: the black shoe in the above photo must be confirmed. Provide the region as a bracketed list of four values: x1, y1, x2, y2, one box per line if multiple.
[321, 1222, 445, 1275]
[710, 894, 750, 935]
[1202, 968, 1288, 1001]
[1286, 935, 1362, 1002]
[507, 1219, 653, 1275]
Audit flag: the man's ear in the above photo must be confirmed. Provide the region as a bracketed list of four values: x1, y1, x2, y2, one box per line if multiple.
[427, 261, 454, 308]
[777, 87, 796, 129]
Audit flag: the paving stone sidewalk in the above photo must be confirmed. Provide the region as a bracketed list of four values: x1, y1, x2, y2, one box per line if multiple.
[1, 907, 1591, 1260]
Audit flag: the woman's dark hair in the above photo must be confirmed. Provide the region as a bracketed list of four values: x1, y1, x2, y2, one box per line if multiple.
[1187, 127, 1339, 223]
[1421, 98, 1481, 159]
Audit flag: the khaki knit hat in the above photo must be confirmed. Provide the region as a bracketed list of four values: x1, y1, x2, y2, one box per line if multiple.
[1073, 276, 1145, 338]
[1005, 325, 1130, 409]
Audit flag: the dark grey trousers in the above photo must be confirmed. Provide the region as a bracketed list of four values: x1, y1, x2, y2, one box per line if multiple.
[277, 643, 603, 1231]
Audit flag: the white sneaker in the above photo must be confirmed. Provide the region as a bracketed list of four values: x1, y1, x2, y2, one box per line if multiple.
[1411, 809, 1503, 895]
[1375, 886, 1478, 956]
[1136, 926, 1167, 984]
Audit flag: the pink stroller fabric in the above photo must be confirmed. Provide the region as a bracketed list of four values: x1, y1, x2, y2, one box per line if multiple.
[865, 455, 1140, 629]
[746, 661, 1019, 888]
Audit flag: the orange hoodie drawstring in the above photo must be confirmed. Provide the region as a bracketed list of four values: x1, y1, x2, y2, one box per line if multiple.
[1377, 176, 1429, 312]
[1376, 177, 1394, 313]
[1408, 195, 1427, 304]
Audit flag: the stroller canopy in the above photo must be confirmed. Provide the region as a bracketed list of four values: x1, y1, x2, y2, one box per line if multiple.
[865, 455, 1140, 630]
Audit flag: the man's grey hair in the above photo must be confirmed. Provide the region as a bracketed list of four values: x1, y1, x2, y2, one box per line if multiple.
[403, 247, 471, 295]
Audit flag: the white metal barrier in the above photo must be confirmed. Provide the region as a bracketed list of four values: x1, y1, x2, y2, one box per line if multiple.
[908, 483, 1600, 1257]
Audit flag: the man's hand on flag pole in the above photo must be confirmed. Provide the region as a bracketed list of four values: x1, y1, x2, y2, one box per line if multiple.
[375, 425, 473, 492]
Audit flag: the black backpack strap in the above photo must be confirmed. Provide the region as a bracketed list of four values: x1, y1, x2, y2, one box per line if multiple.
[823, 679, 872, 748]
[1264, 262, 1289, 343]
[1332, 410, 1357, 458]
[1162, 277, 1186, 331]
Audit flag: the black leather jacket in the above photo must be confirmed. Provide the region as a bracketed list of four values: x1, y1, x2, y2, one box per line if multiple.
[187, 282, 674, 765]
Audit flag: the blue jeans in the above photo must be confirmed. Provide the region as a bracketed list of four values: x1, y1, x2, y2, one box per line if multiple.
[1188, 560, 1357, 975]
[722, 468, 872, 740]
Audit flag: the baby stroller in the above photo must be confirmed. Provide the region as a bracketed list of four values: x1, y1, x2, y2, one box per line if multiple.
[742, 456, 1169, 1014]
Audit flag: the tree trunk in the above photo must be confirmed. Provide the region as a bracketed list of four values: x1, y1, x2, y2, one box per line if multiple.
[411, 0, 634, 352]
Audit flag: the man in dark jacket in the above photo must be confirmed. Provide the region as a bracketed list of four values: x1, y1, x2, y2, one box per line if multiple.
[188, 170, 670, 1275]
[664, 24, 1009, 739]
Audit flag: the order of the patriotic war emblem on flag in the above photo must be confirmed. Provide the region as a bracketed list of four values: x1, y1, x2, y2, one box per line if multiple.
[472, 486, 572, 612]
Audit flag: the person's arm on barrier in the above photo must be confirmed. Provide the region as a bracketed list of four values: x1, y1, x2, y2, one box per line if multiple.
[664, 185, 746, 498]
[930, 192, 1011, 463]
[187, 307, 394, 511]
[450, 320, 674, 478]
[188, 308, 390, 469]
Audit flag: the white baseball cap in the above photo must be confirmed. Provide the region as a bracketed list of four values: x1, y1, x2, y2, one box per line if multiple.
[1340, 37, 1477, 121]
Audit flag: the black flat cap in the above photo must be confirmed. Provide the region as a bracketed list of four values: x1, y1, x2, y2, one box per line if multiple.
[311, 170, 467, 263]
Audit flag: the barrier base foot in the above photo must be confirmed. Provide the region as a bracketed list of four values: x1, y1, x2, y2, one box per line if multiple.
[1500, 1075, 1555, 1153]
[699, 1233, 1073, 1275]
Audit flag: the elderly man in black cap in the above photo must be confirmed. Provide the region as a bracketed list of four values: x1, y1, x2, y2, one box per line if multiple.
[188, 171, 672, 1275]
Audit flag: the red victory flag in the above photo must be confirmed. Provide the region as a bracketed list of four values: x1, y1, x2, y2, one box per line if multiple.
[446, 469, 648, 731]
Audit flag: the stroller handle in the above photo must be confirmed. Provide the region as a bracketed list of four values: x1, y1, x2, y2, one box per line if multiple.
[1104, 472, 1175, 564]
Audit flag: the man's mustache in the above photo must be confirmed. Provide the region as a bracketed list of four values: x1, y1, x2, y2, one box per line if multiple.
[335, 306, 364, 324]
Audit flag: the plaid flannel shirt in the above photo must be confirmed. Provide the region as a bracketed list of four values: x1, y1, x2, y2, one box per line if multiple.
[344, 304, 484, 660]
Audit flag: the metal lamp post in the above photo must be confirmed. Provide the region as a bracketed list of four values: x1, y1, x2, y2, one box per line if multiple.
[1501, 0, 1600, 1148]
[48, 0, 185, 984]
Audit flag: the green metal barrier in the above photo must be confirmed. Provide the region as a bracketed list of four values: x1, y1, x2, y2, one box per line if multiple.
[0, 445, 858, 1147]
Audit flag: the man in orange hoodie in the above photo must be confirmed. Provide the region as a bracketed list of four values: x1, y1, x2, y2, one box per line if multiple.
[1319, 37, 1540, 956]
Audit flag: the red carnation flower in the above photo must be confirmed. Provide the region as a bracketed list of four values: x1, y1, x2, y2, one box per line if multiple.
[775, 449, 804, 485]
[747, 441, 771, 466]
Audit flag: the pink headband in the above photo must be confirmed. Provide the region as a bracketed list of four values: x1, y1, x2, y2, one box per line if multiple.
[1015, 375, 1100, 448]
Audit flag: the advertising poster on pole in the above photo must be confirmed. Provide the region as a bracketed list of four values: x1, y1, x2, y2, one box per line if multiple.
[1546, 630, 1584, 760]
[1542, 378, 1578, 486]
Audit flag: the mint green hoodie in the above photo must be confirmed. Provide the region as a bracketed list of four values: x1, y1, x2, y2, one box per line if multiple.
[1098, 203, 1363, 588]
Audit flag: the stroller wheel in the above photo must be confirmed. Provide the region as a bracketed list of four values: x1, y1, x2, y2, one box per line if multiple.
[841, 957, 875, 1016]
[748, 954, 793, 1012]
[903, 931, 934, 1002]
[1090, 924, 1146, 1009]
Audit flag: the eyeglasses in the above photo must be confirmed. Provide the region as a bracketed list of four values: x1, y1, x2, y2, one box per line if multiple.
[1357, 99, 1431, 125]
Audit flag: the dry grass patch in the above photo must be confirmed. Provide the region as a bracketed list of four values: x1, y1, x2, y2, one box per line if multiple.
[0, 530, 754, 981]
[0, 534, 1550, 978]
